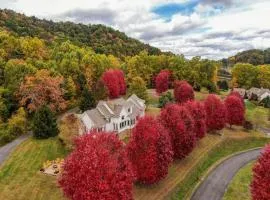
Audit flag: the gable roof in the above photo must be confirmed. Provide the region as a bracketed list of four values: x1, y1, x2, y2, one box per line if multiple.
[81, 94, 145, 128]
[85, 109, 107, 127]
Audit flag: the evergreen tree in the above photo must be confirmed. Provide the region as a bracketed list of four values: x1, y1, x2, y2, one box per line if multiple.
[158, 91, 173, 108]
[79, 87, 96, 112]
[32, 105, 59, 139]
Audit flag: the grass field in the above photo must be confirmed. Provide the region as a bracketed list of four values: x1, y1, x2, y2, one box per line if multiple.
[0, 138, 68, 200]
[223, 162, 254, 200]
[245, 101, 270, 129]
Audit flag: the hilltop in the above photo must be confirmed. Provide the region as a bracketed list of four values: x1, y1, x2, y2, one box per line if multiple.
[0, 9, 161, 58]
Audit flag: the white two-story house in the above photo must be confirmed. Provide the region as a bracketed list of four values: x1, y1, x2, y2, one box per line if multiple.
[79, 94, 146, 134]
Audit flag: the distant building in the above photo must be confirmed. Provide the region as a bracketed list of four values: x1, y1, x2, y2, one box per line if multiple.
[233, 88, 246, 98]
[245, 87, 270, 101]
[79, 94, 146, 134]
[258, 90, 270, 102]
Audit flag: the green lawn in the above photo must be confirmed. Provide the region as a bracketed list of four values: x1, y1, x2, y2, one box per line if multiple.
[223, 162, 254, 200]
[0, 137, 68, 200]
[245, 101, 270, 129]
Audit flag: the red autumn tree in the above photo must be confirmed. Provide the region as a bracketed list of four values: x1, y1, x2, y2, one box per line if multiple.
[185, 100, 207, 139]
[127, 116, 173, 184]
[204, 94, 227, 132]
[225, 95, 245, 127]
[160, 104, 196, 159]
[174, 80, 194, 104]
[102, 69, 126, 99]
[155, 70, 170, 94]
[251, 145, 270, 200]
[58, 132, 134, 200]
[229, 91, 245, 106]
[17, 69, 67, 112]
[115, 69, 126, 95]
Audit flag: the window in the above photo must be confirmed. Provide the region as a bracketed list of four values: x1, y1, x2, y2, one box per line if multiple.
[128, 108, 131, 112]
[122, 116, 124, 120]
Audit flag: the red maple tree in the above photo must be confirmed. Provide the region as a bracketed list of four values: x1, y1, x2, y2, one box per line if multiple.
[102, 69, 126, 99]
[185, 100, 207, 139]
[160, 103, 196, 159]
[251, 145, 270, 200]
[155, 70, 171, 94]
[174, 80, 194, 104]
[204, 94, 227, 132]
[127, 116, 173, 184]
[58, 132, 134, 200]
[115, 69, 127, 95]
[229, 91, 245, 106]
[225, 95, 245, 127]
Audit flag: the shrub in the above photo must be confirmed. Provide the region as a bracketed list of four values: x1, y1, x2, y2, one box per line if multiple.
[217, 80, 229, 90]
[225, 95, 245, 127]
[174, 80, 194, 104]
[251, 145, 270, 200]
[59, 114, 81, 150]
[204, 94, 227, 132]
[158, 91, 173, 108]
[127, 116, 173, 184]
[160, 104, 196, 159]
[32, 106, 59, 139]
[185, 101, 207, 139]
[243, 120, 253, 131]
[7, 107, 27, 137]
[59, 132, 134, 200]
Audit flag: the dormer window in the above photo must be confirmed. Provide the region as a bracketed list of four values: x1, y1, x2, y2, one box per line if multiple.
[122, 116, 124, 120]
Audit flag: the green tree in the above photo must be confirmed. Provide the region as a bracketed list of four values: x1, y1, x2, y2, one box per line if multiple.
[79, 87, 96, 112]
[7, 107, 27, 137]
[258, 65, 270, 88]
[4, 59, 36, 92]
[32, 106, 59, 139]
[232, 63, 259, 89]
[128, 76, 148, 101]
[63, 76, 76, 100]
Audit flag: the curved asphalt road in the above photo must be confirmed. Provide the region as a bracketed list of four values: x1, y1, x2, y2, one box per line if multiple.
[191, 148, 262, 200]
[0, 134, 30, 165]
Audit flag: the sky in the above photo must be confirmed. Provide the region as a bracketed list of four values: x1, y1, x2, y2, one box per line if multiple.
[1, 0, 270, 59]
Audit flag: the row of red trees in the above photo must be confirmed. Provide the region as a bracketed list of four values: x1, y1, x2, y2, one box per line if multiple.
[58, 81, 246, 200]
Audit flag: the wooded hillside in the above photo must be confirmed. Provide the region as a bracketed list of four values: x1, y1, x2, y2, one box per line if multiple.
[0, 9, 161, 58]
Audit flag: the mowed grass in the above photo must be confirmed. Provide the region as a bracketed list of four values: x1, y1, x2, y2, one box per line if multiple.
[0, 137, 68, 200]
[245, 101, 270, 128]
[223, 162, 254, 200]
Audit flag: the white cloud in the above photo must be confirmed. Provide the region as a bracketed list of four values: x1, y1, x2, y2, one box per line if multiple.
[1, 0, 270, 59]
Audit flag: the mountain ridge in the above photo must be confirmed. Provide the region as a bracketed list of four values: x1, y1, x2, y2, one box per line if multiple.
[0, 9, 163, 58]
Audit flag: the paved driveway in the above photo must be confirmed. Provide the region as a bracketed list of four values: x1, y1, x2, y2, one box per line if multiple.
[0, 134, 30, 165]
[191, 148, 262, 200]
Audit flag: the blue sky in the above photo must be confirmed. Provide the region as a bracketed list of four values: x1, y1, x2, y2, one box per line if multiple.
[152, 1, 200, 20]
[1, 0, 270, 59]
